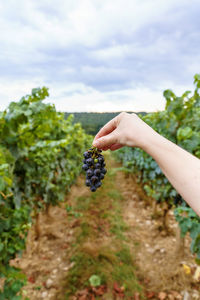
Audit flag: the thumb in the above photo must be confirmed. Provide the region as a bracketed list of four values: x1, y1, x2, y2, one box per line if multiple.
[92, 132, 118, 149]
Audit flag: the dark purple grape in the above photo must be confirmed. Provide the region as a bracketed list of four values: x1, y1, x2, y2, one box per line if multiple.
[91, 175, 98, 183]
[95, 181, 102, 188]
[86, 169, 93, 178]
[86, 174, 91, 180]
[94, 169, 101, 176]
[98, 157, 104, 164]
[101, 168, 107, 174]
[95, 163, 101, 169]
[100, 173, 104, 180]
[86, 158, 94, 166]
[90, 186, 96, 192]
[85, 179, 91, 187]
[82, 164, 89, 171]
[102, 162, 106, 167]
[83, 151, 92, 158]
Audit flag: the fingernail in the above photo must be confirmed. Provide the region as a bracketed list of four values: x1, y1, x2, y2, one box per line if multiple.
[93, 139, 100, 147]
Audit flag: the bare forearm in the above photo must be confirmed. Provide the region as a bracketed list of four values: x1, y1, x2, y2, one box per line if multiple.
[93, 112, 200, 216]
[141, 130, 200, 215]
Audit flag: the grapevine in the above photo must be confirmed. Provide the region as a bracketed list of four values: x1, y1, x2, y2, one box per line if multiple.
[0, 87, 91, 298]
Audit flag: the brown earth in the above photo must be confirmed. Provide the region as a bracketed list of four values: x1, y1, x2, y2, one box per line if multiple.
[10, 156, 200, 300]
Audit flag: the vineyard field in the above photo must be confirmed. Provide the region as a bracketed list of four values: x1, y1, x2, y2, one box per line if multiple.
[0, 78, 200, 299]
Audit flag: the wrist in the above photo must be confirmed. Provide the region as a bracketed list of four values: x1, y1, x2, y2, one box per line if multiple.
[141, 128, 171, 159]
[135, 123, 159, 151]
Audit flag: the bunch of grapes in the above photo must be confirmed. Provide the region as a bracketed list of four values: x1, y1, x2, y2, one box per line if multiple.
[82, 147, 107, 192]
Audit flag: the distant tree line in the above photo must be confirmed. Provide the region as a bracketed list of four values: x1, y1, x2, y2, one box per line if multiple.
[64, 112, 147, 135]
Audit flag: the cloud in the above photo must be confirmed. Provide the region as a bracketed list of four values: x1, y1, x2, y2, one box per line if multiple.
[46, 83, 164, 112]
[0, 0, 200, 111]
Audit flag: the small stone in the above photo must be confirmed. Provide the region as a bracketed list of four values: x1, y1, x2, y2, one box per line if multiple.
[45, 278, 53, 289]
[62, 262, 74, 272]
[160, 248, 166, 254]
[183, 290, 190, 300]
[147, 248, 154, 254]
[158, 292, 167, 300]
[41, 291, 48, 298]
[194, 266, 200, 282]
[52, 269, 58, 274]
[145, 220, 151, 226]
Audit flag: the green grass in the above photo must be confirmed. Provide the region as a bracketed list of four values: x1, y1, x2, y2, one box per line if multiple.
[74, 196, 91, 211]
[107, 189, 123, 200]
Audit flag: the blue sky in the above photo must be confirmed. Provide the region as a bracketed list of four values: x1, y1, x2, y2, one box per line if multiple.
[0, 0, 200, 112]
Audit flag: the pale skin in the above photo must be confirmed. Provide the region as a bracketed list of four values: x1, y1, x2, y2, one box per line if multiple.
[92, 112, 200, 217]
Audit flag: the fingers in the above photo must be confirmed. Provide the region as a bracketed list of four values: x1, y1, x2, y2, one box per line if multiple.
[100, 145, 111, 151]
[93, 116, 118, 141]
[100, 143, 122, 151]
[109, 143, 122, 151]
[92, 132, 118, 149]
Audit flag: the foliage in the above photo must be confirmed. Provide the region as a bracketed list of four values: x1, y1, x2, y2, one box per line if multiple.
[174, 206, 200, 259]
[0, 145, 30, 299]
[115, 74, 200, 258]
[89, 275, 101, 287]
[0, 87, 90, 297]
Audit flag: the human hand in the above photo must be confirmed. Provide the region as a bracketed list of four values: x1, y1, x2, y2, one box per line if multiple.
[92, 112, 154, 151]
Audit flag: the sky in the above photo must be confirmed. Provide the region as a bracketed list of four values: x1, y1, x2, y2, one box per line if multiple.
[0, 0, 200, 112]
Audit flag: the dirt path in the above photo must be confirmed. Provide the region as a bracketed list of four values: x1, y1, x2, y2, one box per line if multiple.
[12, 155, 199, 300]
